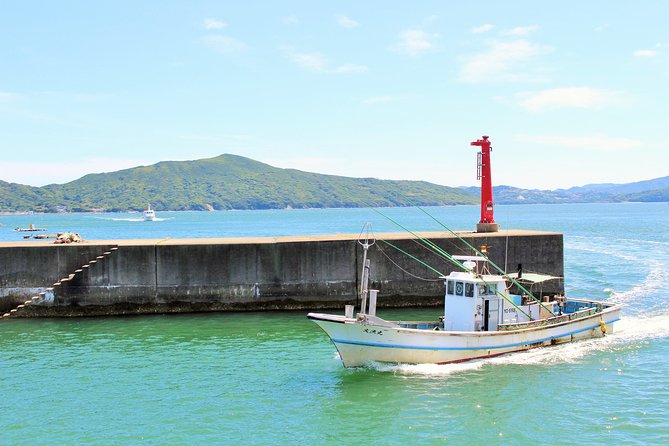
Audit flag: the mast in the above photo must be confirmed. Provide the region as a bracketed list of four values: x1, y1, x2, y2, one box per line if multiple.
[357, 223, 375, 314]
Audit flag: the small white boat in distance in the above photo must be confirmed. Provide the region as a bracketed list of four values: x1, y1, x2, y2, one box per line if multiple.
[143, 204, 156, 221]
[308, 239, 621, 368]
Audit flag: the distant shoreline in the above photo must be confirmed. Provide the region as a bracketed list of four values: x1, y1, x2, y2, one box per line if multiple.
[2, 200, 668, 216]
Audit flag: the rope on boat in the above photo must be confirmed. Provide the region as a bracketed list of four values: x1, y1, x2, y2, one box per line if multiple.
[416, 206, 556, 317]
[376, 239, 444, 281]
[370, 208, 533, 320]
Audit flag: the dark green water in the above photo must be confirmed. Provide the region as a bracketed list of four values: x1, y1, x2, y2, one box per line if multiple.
[2, 203, 669, 444]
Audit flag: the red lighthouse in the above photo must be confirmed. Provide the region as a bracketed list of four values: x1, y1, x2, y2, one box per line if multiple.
[470, 135, 499, 233]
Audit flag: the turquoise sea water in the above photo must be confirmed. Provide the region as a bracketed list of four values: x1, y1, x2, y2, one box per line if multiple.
[1, 203, 668, 444]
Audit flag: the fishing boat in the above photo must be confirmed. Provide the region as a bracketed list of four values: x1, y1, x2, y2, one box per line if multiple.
[308, 238, 621, 367]
[143, 204, 156, 221]
[309, 136, 621, 367]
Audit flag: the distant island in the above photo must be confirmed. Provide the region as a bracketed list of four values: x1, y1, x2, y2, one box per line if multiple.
[0, 154, 667, 213]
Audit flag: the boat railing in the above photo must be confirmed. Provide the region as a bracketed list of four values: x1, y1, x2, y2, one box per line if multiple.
[498, 305, 600, 331]
[563, 299, 603, 313]
[397, 321, 443, 330]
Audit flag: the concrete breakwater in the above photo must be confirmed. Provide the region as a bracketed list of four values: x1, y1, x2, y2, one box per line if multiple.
[0, 230, 564, 317]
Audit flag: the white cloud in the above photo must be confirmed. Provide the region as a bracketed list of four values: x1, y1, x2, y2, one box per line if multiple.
[392, 29, 437, 57]
[515, 134, 642, 152]
[502, 25, 540, 36]
[594, 24, 610, 32]
[282, 46, 367, 74]
[203, 35, 248, 54]
[634, 49, 658, 58]
[336, 14, 359, 28]
[459, 39, 552, 83]
[472, 24, 494, 33]
[517, 87, 626, 112]
[203, 18, 227, 30]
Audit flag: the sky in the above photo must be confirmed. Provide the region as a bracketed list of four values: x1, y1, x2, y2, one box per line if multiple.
[1, 1, 668, 189]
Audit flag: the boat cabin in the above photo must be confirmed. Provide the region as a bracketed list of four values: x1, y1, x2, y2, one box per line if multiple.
[442, 256, 551, 332]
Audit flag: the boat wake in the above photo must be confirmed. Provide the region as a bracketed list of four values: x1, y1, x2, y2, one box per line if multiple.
[102, 217, 172, 222]
[368, 312, 669, 376]
[569, 236, 669, 312]
[604, 260, 666, 309]
[365, 251, 667, 377]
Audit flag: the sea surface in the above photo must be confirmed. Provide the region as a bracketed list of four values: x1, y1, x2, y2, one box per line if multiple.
[1, 203, 668, 444]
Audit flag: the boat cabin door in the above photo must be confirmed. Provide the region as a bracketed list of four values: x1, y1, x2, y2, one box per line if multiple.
[483, 299, 500, 331]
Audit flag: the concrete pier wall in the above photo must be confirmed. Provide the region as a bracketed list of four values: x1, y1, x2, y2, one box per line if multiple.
[0, 230, 564, 317]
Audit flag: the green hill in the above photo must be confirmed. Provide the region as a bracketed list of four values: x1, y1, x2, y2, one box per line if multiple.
[0, 154, 478, 212]
[622, 187, 669, 202]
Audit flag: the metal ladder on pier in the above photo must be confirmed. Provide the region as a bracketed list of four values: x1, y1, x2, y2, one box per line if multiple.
[1, 246, 119, 320]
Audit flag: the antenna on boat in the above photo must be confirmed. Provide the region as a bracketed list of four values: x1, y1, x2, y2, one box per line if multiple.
[357, 222, 376, 314]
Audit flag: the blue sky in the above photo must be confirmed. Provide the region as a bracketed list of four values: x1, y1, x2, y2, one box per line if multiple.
[1, 1, 667, 189]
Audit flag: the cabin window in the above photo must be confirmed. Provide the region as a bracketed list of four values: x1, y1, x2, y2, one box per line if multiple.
[447, 280, 454, 295]
[465, 283, 474, 297]
[478, 284, 497, 296]
[455, 282, 464, 296]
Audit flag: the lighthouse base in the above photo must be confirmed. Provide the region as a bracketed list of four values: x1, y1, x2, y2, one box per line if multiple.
[477, 222, 500, 233]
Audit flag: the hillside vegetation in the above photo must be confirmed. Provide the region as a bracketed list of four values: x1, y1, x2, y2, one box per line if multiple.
[0, 155, 477, 212]
[1, 155, 667, 213]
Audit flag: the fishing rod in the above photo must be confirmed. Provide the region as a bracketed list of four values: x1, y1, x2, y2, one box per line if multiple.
[370, 208, 533, 320]
[378, 237, 532, 320]
[416, 206, 556, 316]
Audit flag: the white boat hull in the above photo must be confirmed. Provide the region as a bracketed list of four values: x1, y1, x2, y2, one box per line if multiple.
[308, 305, 621, 367]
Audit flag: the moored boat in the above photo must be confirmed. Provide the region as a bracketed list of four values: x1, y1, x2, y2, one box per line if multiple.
[14, 224, 47, 232]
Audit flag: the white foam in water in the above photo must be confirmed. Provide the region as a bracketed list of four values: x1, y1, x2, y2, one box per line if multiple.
[105, 217, 171, 222]
[372, 360, 489, 376]
[607, 258, 667, 305]
[368, 312, 669, 376]
[109, 217, 145, 222]
[613, 312, 669, 342]
[569, 235, 669, 311]
[618, 237, 669, 247]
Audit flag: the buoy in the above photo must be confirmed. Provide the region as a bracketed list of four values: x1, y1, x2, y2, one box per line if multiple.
[599, 320, 607, 335]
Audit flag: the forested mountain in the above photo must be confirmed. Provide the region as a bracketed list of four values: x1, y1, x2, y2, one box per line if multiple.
[1, 155, 667, 213]
[0, 155, 477, 212]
